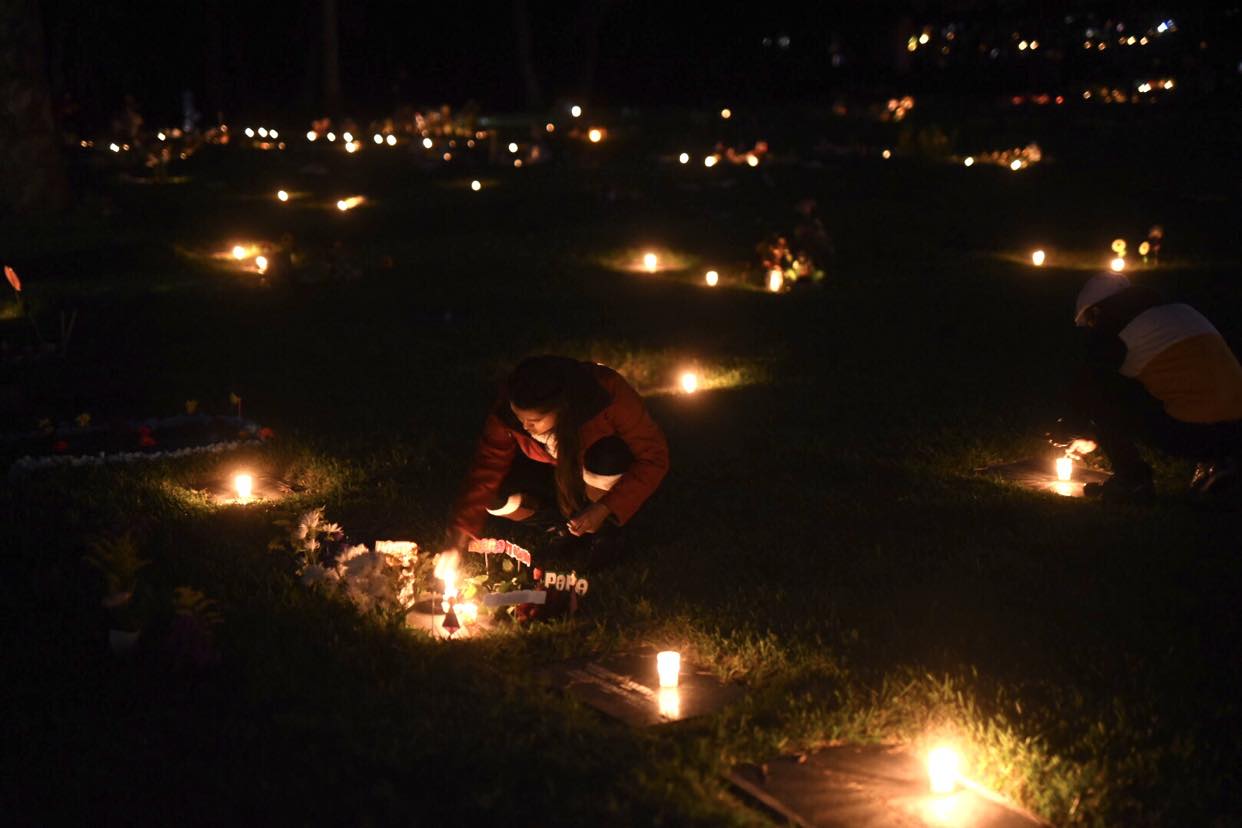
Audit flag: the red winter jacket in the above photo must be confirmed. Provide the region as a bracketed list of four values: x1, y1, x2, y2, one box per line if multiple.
[450, 363, 669, 539]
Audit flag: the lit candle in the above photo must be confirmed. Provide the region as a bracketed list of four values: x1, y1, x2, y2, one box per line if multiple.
[471, 180, 482, 191]
[1010, 159, 1023, 171]
[657, 687, 681, 719]
[277, 190, 289, 202]
[588, 128, 603, 143]
[386, 134, 397, 146]
[508, 142, 519, 154]
[1110, 256, 1126, 272]
[720, 107, 732, 119]
[746, 154, 759, 167]
[705, 270, 719, 287]
[306, 130, 317, 141]
[768, 268, 784, 292]
[231, 245, 247, 260]
[882, 149, 892, 159]
[255, 255, 269, 274]
[1056, 456, 1072, 481]
[234, 473, 253, 501]
[963, 156, 974, 167]
[372, 133, 383, 145]
[1031, 249, 1046, 266]
[643, 252, 658, 272]
[656, 651, 680, 687]
[704, 155, 718, 168]
[679, 371, 699, 394]
[422, 137, 433, 149]
[927, 745, 960, 794]
[679, 152, 690, 164]
[570, 104, 582, 118]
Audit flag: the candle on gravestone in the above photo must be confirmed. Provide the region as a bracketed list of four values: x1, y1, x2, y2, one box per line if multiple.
[656, 651, 680, 687]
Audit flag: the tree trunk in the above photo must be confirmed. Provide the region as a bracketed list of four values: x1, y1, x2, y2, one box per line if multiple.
[572, 0, 613, 105]
[321, 0, 341, 114]
[203, 0, 225, 122]
[511, 0, 542, 110]
[0, 0, 68, 214]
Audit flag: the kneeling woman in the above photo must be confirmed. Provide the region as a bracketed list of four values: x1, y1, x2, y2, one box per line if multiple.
[442, 355, 669, 558]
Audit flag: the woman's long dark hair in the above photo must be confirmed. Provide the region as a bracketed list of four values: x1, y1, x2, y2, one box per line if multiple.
[507, 356, 606, 517]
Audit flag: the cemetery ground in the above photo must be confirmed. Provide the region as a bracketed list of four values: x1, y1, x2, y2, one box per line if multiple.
[3, 104, 1241, 825]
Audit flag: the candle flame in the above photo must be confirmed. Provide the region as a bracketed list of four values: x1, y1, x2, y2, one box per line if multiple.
[588, 128, 603, 143]
[679, 371, 699, 394]
[768, 268, 784, 292]
[927, 745, 960, 794]
[1031, 249, 1046, 266]
[255, 255, 269, 274]
[234, 473, 253, 501]
[643, 252, 658, 272]
[656, 651, 681, 687]
[231, 245, 247, 260]
[1056, 455, 1073, 481]
[277, 190, 289, 202]
[705, 270, 719, 286]
[471, 179, 482, 191]
[963, 156, 975, 167]
[336, 196, 364, 211]
[1110, 256, 1126, 272]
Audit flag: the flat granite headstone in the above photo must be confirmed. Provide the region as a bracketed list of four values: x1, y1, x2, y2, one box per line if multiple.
[538, 650, 744, 727]
[977, 457, 1110, 498]
[729, 744, 1046, 828]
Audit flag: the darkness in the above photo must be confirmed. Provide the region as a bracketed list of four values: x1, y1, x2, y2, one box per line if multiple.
[42, 1, 1242, 129]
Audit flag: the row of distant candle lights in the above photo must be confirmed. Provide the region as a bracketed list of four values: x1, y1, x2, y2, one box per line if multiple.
[1027, 237, 1150, 272]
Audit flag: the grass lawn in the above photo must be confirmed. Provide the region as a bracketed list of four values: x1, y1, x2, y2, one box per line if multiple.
[3, 102, 1241, 825]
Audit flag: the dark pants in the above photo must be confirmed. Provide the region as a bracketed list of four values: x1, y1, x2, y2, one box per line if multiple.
[1071, 369, 1242, 479]
[493, 436, 634, 526]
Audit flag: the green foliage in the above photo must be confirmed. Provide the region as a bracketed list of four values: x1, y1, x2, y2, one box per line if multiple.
[83, 532, 149, 596]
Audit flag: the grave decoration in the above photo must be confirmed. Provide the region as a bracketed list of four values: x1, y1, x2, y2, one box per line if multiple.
[7, 412, 274, 473]
[280, 511, 593, 637]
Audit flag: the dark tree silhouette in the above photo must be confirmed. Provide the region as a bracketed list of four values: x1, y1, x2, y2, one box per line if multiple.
[0, 0, 68, 213]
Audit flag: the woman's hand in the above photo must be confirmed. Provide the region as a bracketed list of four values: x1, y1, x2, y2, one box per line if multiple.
[567, 503, 611, 536]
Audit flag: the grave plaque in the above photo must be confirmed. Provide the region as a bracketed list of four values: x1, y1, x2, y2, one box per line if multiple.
[539, 650, 744, 727]
[729, 744, 1045, 828]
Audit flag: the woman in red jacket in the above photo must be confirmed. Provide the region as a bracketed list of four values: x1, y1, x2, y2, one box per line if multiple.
[441, 355, 669, 561]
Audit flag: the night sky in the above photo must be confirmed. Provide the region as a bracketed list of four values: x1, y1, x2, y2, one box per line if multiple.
[38, 2, 1242, 129]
